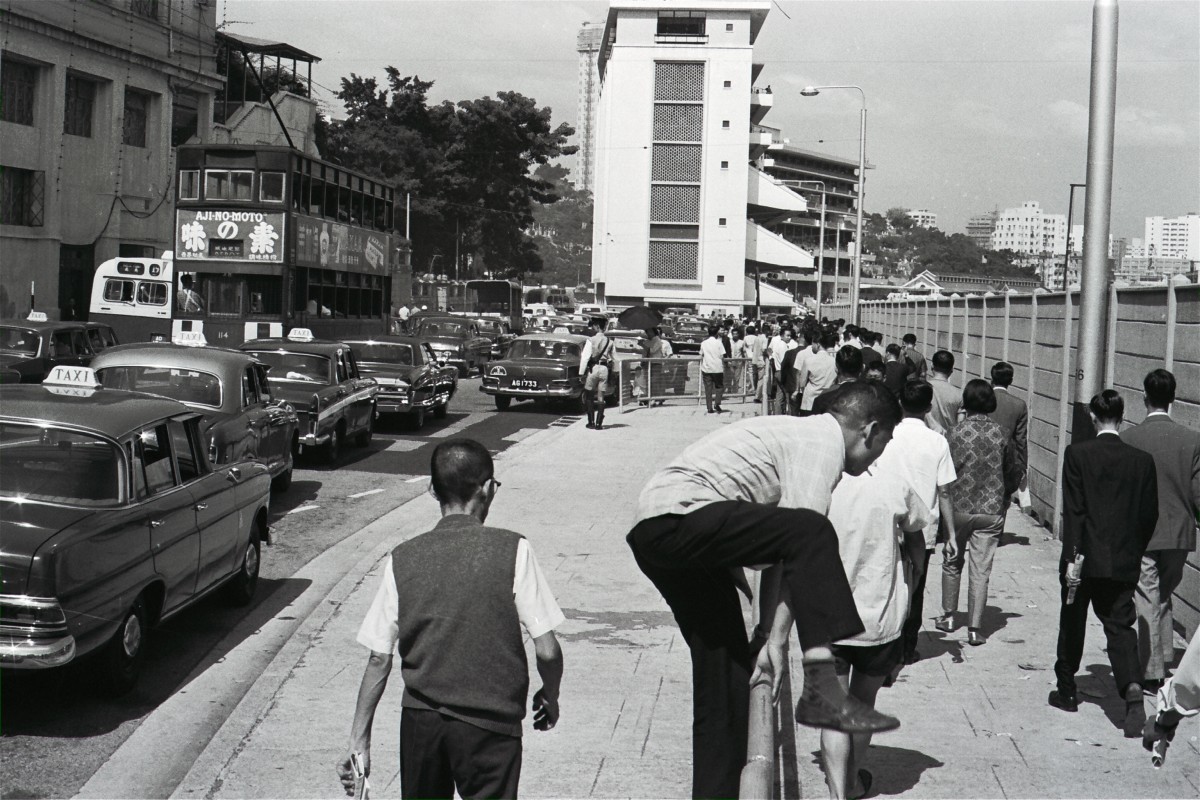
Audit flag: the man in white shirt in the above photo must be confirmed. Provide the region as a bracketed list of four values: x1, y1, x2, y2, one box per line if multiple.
[699, 325, 727, 414]
[338, 440, 564, 800]
[822, 469, 930, 800]
[797, 330, 840, 414]
[578, 318, 614, 430]
[873, 380, 959, 667]
[767, 327, 798, 411]
[396, 303, 411, 332]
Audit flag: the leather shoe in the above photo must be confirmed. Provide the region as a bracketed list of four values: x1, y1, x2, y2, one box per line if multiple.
[967, 629, 986, 646]
[1124, 687, 1147, 738]
[1048, 689, 1079, 712]
[795, 685, 901, 734]
[934, 615, 954, 633]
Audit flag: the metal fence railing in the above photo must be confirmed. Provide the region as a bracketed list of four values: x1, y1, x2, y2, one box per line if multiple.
[615, 357, 757, 410]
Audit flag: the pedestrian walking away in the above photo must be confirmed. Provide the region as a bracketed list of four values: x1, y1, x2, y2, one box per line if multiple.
[627, 382, 904, 799]
[580, 317, 614, 430]
[925, 350, 961, 434]
[1119, 369, 1200, 692]
[987, 361, 1029, 519]
[1050, 390, 1158, 739]
[902, 333, 927, 382]
[338, 439, 565, 800]
[700, 325, 726, 414]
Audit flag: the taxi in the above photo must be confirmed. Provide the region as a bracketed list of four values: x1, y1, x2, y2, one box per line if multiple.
[0, 367, 272, 695]
[668, 319, 710, 354]
[91, 337, 299, 491]
[239, 330, 378, 464]
[480, 332, 616, 411]
[409, 315, 493, 377]
[0, 312, 102, 383]
[345, 335, 457, 429]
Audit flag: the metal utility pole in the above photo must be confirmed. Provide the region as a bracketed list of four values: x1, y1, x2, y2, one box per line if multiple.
[1064, 183, 1086, 291]
[1073, 0, 1118, 443]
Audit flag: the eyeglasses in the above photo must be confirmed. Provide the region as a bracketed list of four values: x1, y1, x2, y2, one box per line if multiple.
[488, 478, 502, 493]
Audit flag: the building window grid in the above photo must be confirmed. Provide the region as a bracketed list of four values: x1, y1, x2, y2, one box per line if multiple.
[64, 74, 96, 137]
[649, 61, 705, 282]
[1, 166, 46, 226]
[1, 58, 37, 126]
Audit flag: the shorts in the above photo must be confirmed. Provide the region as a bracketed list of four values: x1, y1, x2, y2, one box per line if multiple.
[584, 363, 609, 394]
[831, 637, 903, 678]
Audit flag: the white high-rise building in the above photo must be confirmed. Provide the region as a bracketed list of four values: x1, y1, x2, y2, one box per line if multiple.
[1145, 213, 1200, 260]
[990, 201, 1067, 256]
[575, 23, 605, 193]
[906, 209, 937, 229]
[591, 1, 811, 314]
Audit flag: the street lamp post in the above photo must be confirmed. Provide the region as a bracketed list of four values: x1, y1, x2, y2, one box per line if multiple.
[801, 85, 866, 324]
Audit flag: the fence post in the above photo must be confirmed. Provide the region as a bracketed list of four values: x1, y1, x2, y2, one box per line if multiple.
[1104, 283, 1118, 388]
[1165, 277, 1179, 370]
[1028, 293, 1039, 414]
[961, 299, 972, 385]
[1053, 292, 1074, 540]
[981, 296, 990, 379]
[1003, 292, 1012, 364]
[948, 296, 956, 356]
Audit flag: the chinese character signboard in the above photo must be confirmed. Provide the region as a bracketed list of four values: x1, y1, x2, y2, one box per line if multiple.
[176, 210, 285, 262]
[293, 214, 392, 275]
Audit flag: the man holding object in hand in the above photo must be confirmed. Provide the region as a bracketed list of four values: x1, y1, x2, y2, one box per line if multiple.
[337, 439, 565, 799]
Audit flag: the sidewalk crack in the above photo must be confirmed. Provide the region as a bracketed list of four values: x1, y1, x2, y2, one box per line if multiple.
[640, 677, 664, 757]
[1009, 736, 1028, 768]
[991, 765, 1008, 798]
[981, 685, 997, 711]
[962, 708, 978, 737]
[588, 756, 606, 797]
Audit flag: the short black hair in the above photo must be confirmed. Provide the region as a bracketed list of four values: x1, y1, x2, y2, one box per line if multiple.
[885, 342, 903, 358]
[746, 325, 757, 335]
[962, 378, 997, 414]
[1089, 389, 1124, 423]
[864, 362, 886, 380]
[819, 331, 839, 349]
[826, 380, 902, 432]
[902, 333, 917, 345]
[708, 325, 721, 337]
[430, 439, 493, 505]
[835, 345, 864, 377]
[931, 350, 955, 373]
[900, 380, 934, 414]
[991, 361, 1015, 387]
[1144, 369, 1176, 408]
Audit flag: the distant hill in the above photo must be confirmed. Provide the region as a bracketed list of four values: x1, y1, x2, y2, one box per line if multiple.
[865, 208, 1038, 280]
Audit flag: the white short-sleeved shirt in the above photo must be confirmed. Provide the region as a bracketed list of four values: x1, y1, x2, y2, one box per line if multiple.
[873, 417, 957, 547]
[357, 538, 565, 655]
[828, 470, 931, 645]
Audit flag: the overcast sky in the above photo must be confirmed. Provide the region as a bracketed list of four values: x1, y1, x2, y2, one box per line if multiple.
[230, 0, 1198, 238]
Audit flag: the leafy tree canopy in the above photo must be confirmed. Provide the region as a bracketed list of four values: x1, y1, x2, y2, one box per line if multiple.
[864, 207, 1035, 279]
[323, 69, 576, 280]
[528, 164, 593, 289]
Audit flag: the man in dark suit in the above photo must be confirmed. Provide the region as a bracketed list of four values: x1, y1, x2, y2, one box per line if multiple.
[1120, 369, 1200, 692]
[1050, 390, 1158, 738]
[988, 362, 1029, 501]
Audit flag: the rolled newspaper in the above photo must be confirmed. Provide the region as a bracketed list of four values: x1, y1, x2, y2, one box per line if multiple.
[1065, 553, 1086, 604]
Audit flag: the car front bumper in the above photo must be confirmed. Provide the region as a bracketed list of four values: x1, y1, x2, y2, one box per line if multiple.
[480, 383, 579, 398]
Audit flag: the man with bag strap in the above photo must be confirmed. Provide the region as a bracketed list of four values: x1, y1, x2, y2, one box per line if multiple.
[580, 317, 614, 430]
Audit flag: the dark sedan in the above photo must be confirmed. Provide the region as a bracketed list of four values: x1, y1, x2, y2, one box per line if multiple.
[410, 316, 493, 377]
[0, 316, 102, 382]
[480, 333, 616, 411]
[667, 321, 710, 354]
[345, 336, 457, 430]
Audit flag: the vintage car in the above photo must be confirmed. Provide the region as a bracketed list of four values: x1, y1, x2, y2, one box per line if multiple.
[409, 315, 493, 377]
[0, 314, 101, 383]
[344, 335, 457, 429]
[82, 322, 120, 354]
[668, 320, 711, 355]
[92, 342, 299, 490]
[468, 316, 520, 359]
[480, 333, 617, 411]
[239, 330, 377, 464]
[0, 366, 272, 695]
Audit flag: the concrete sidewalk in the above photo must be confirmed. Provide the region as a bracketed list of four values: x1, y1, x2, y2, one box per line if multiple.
[84, 401, 1198, 799]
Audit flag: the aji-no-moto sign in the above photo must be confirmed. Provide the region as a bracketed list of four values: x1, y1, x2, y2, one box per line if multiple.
[176, 210, 285, 263]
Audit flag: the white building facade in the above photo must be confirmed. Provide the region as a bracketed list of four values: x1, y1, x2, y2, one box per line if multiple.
[906, 208, 938, 229]
[590, 1, 809, 315]
[574, 23, 605, 193]
[1145, 214, 1200, 260]
[990, 201, 1067, 256]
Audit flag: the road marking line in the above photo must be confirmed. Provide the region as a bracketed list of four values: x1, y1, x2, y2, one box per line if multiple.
[348, 489, 385, 498]
[288, 505, 320, 514]
[405, 476, 427, 483]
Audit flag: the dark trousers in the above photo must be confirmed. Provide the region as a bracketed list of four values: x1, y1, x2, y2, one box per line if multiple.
[400, 707, 522, 800]
[702, 372, 724, 412]
[627, 501, 863, 799]
[901, 544, 933, 658]
[1054, 567, 1142, 698]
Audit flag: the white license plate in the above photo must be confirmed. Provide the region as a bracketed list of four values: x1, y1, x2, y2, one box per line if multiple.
[512, 379, 539, 388]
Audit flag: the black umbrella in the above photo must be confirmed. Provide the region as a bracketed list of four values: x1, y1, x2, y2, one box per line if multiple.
[617, 305, 663, 331]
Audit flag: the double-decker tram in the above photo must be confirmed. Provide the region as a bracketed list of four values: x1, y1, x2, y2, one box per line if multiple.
[99, 144, 399, 346]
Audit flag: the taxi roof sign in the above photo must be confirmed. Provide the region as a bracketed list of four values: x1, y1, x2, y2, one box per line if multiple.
[172, 330, 208, 347]
[287, 328, 315, 342]
[44, 365, 101, 389]
[27, 311, 48, 322]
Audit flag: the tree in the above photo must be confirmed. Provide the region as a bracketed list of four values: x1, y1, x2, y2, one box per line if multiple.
[863, 209, 1034, 279]
[528, 164, 593, 287]
[324, 70, 576, 281]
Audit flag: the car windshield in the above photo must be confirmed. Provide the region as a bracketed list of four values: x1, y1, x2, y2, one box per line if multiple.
[507, 340, 580, 361]
[351, 342, 415, 366]
[416, 320, 466, 337]
[96, 365, 222, 408]
[0, 422, 124, 507]
[247, 351, 331, 384]
[0, 326, 40, 357]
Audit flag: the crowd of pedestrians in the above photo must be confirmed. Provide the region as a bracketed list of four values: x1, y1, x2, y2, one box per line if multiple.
[335, 309, 1198, 800]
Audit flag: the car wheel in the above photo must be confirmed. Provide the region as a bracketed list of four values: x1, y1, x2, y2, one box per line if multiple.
[226, 537, 261, 606]
[410, 407, 426, 430]
[354, 412, 374, 447]
[273, 462, 293, 493]
[494, 395, 512, 411]
[433, 400, 449, 419]
[101, 595, 147, 696]
[322, 426, 341, 464]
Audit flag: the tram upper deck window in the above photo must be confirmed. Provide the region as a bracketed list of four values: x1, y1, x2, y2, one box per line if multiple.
[179, 170, 200, 201]
[205, 169, 253, 201]
[261, 171, 284, 203]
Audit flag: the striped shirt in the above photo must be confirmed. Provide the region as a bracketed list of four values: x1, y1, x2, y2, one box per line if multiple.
[636, 413, 846, 521]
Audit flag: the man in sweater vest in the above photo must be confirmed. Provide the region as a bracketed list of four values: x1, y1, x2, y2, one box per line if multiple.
[339, 439, 565, 799]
